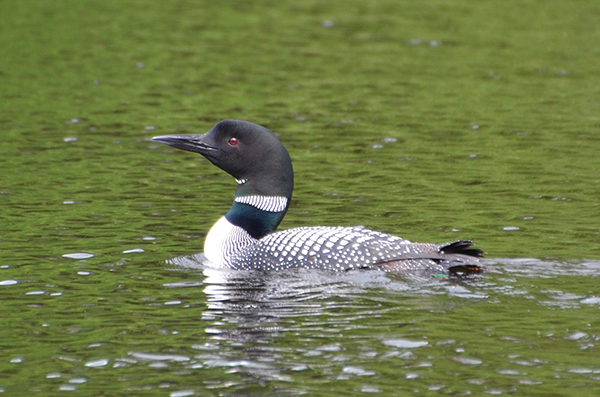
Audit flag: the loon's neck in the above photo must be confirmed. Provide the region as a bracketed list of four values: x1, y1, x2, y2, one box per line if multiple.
[225, 195, 289, 239]
[203, 181, 291, 267]
[225, 179, 291, 238]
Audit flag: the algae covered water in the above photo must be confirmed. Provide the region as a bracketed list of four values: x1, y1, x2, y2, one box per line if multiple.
[1, 0, 600, 395]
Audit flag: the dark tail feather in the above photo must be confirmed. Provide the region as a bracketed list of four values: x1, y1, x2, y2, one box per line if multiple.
[448, 264, 486, 277]
[440, 240, 485, 258]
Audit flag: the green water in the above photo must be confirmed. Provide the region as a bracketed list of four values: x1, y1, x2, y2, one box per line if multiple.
[1, 0, 600, 395]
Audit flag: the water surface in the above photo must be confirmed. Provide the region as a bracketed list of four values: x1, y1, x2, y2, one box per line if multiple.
[1, 0, 599, 395]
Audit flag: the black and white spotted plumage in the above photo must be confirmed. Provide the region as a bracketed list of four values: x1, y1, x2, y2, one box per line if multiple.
[228, 226, 481, 275]
[153, 120, 485, 277]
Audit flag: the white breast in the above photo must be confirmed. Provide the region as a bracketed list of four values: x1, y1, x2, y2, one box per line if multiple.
[203, 216, 257, 268]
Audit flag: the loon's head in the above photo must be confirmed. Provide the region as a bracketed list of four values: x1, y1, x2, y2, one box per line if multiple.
[153, 120, 294, 200]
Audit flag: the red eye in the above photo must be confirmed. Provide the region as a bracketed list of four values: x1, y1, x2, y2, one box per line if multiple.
[228, 137, 238, 146]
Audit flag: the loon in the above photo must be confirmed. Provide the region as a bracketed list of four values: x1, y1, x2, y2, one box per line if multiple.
[153, 120, 484, 276]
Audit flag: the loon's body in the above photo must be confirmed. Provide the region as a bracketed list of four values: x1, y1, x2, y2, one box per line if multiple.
[153, 120, 484, 276]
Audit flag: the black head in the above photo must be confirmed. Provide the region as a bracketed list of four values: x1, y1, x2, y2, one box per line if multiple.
[153, 120, 294, 199]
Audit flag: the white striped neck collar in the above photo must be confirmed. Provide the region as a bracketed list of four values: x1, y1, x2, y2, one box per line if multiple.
[234, 195, 288, 213]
